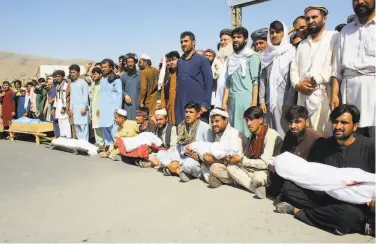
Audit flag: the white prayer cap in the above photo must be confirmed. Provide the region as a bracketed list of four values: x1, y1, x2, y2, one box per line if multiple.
[210, 108, 229, 118]
[140, 54, 151, 60]
[155, 109, 168, 116]
[116, 109, 127, 117]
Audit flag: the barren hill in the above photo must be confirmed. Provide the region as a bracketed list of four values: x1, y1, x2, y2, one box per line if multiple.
[0, 51, 91, 83]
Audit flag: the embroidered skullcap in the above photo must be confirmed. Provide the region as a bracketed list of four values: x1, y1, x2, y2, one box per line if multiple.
[116, 109, 127, 117]
[251, 28, 268, 41]
[155, 109, 168, 116]
[304, 5, 328, 16]
[210, 108, 229, 118]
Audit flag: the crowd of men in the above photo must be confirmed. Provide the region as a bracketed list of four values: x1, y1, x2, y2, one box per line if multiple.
[0, 0, 375, 237]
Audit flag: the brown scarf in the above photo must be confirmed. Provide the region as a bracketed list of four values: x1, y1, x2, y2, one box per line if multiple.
[177, 119, 200, 145]
[246, 124, 269, 159]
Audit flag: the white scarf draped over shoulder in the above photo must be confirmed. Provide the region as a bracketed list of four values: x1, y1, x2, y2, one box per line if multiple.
[227, 46, 255, 77]
[261, 21, 295, 111]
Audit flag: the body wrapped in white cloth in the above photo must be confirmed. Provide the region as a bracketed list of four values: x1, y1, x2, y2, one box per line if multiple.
[51, 137, 99, 156]
[270, 152, 375, 204]
[119, 132, 162, 152]
[188, 141, 242, 161]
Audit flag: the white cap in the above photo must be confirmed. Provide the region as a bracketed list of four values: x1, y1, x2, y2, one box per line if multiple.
[116, 109, 127, 117]
[155, 109, 168, 116]
[140, 54, 151, 60]
[210, 108, 229, 118]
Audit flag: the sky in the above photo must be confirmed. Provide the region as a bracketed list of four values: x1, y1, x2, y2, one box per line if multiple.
[0, 0, 354, 66]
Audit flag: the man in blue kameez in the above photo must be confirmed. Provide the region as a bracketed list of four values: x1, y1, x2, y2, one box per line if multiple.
[68, 64, 89, 141]
[175, 31, 213, 125]
[121, 53, 140, 120]
[97, 59, 123, 147]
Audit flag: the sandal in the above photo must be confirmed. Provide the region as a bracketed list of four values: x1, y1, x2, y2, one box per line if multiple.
[163, 167, 172, 176]
[140, 161, 152, 168]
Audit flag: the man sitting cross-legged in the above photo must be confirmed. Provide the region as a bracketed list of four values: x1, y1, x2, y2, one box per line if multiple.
[276, 105, 375, 236]
[139, 108, 178, 168]
[157, 102, 214, 182]
[200, 108, 248, 188]
[227, 106, 283, 198]
[99, 109, 138, 161]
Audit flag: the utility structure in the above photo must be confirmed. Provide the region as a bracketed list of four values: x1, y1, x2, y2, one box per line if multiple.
[228, 0, 271, 28]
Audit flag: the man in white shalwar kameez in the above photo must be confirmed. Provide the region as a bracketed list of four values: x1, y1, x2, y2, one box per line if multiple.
[200, 108, 248, 188]
[290, 6, 338, 136]
[52, 71, 71, 138]
[259, 21, 296, 138]
[331, 0, 375, 139]
[213, 29, 234, 108]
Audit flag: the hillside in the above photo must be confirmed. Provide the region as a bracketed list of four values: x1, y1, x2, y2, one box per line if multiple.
[0, 51, 91, 83]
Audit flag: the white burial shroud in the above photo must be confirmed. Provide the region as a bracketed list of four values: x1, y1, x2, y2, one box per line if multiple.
[51, 137, 99, 156]
[120, 132, 162, 152]
[270, 152, 376, 204]
[189, 141, 242, 160]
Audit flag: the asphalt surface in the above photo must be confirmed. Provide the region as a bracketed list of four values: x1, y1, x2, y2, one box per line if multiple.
[0, 140, 374, 243]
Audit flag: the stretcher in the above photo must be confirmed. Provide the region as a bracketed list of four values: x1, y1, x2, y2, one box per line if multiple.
[5, 122, 54, 145]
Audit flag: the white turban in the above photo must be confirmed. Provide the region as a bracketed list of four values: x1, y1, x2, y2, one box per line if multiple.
[155, 109, 167, 116]
[116, 109, 127, 117]
[210, 108, 229, 118]
[140, 54, 151, 60]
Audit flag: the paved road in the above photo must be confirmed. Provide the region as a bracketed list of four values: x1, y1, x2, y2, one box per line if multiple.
[0, 140, 373, 243]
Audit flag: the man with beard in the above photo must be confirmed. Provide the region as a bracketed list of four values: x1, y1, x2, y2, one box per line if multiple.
[201, 108, 248, 188]
[52, 70, 71, 138]
[121, 53, 140, 120]
[331, 0, 375, 139]
[281, 106, 325, 159]
[269, 105, 326, 197]
[139, 108, 177, 168]
[290, 6, 338, 136]
[222, 27, 260, 137]
[293, 16, 308, 40]
[160, 51, 180, 125]
[251, 28, 268, 56]
[97, 59, 122, 147]
[138, 54, 159, 116]
[175, 31, 213, 125]
[204, 49, 216, 65]
[259, 20, 296, 138]
[276, 105, 375, 236]
[213, 29, 234, 108]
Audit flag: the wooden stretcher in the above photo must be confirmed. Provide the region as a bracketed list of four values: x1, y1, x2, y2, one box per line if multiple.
[5, 122, 55, 145]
